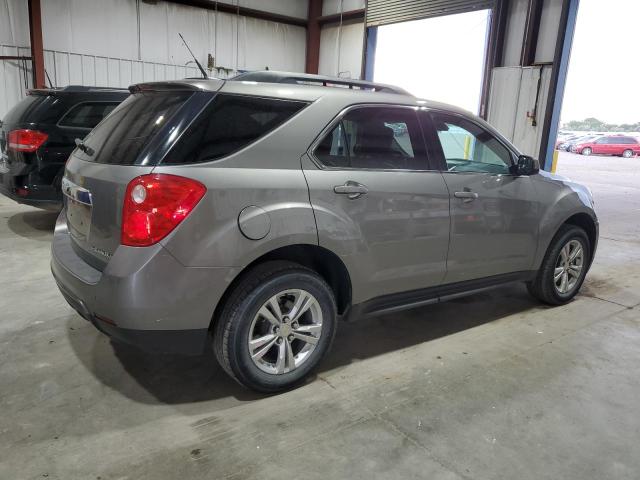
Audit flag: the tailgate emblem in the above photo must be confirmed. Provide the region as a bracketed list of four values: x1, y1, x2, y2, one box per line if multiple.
[90, 246, 112, 258]
[62, 177, 92, 206]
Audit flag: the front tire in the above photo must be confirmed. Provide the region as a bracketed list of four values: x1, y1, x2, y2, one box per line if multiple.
[527, 225, 591, 305]
[581, 147, 592, 156]
[213, 261, 337, 393]
[622, 149, 633, 158]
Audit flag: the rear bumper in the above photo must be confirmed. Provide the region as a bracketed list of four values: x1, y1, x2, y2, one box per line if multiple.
[51, 211, 240, 355]
[54, 276, 209, 354]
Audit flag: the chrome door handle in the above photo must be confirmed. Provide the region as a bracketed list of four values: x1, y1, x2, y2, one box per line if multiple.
[334, 181, 369, 199]
[454, 191, 478, 202]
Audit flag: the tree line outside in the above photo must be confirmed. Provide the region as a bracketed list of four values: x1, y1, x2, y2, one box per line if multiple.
[562, 117, 640, 132]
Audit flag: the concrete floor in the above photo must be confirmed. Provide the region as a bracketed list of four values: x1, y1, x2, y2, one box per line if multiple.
[1, 151, 639, 479]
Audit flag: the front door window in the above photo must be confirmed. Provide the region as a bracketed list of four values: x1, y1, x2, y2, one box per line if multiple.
[431, 112, 512, 174]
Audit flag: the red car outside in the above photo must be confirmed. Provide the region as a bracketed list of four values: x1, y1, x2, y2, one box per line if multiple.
[572, 135, 640, 157]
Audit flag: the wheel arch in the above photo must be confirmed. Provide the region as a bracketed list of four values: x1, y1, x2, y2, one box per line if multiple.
[210, 244, 353, 331]
[562, 212, 597, 262]
[536, 212, 597, 272]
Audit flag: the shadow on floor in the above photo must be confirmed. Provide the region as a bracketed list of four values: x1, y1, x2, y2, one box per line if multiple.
[67, 282, 542, 406]
[7, 210, 58, 240]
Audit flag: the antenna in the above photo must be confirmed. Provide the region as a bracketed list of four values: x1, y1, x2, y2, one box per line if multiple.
[44, 68, 56, 89]
[178, 33, 208, 79]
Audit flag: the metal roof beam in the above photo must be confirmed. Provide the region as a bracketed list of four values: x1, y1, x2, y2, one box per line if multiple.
[161, 0, 308, 27]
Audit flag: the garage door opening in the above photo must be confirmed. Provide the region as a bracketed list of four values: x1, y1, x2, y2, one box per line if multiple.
[373, 10, 490, 114]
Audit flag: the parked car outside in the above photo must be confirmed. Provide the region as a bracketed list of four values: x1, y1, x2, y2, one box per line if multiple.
[571, 135, 640, 157]
[557, 134, 599, 151]
[51, 72, 598, 392]
[0, 86, 129, 210]
[555, 134, 581, 149]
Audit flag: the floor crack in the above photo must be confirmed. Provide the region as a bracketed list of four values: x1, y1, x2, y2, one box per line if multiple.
[376, 414, 473, 480]
[579, 293, 634, 309]
[316, 374, 337, 390]
[600, 236, 640, 244]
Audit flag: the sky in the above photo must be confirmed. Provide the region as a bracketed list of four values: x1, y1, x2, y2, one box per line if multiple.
[561, 0, 640, 124]
[373, 10, 489, 114]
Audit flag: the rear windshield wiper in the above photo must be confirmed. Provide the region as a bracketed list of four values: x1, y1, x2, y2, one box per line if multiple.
[74, 138, 95, 156]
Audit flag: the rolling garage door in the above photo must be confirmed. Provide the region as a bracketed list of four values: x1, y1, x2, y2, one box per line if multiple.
[366, 0, 495, 26]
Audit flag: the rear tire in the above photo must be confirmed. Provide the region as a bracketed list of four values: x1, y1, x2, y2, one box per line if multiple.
[527, 225, 591, 305]
[581, 147, 592, 156]
[622, 149, 633, 158]
[213, 261, 337, 393]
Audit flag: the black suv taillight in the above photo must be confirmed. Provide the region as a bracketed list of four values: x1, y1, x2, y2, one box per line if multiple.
[7, 129, 49, 152]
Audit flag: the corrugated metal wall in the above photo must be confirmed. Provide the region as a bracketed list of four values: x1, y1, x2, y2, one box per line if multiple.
[0, 45, 32, 119]
[0, 0, 307, 119]
[318, 22, 365, 79]
[1, 43, 203, 119]
[42, 49, 202, 90]
[318, 0, 366, 79]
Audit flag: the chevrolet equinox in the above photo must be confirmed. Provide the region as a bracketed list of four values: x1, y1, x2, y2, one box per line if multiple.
[51, 71, 599, 392]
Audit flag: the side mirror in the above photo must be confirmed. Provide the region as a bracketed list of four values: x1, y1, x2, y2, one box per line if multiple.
[513, 155, 540, 176]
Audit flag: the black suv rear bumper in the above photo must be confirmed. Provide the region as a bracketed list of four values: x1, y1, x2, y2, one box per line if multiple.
[0, 172, 62, 210]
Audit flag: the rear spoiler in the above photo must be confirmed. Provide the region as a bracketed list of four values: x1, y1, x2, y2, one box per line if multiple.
[28, 85, 127, 95]
[27, 89, 59, 96]
[129, 79, 223, 93]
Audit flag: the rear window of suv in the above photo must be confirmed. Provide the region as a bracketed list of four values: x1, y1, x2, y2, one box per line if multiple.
[2, 94, 67, 125]
[162, 94, 308, 165]
[74, 91, 192, 165]
[58, 102, 119, 129]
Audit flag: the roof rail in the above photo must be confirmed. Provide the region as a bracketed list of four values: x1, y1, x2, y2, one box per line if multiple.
[230, 71, 410, 95]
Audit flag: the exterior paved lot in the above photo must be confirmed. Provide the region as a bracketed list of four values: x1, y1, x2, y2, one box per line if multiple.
[1, 151, 639, 479]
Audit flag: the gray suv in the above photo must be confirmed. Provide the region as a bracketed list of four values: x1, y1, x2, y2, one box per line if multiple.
[51, 72, 598, 392]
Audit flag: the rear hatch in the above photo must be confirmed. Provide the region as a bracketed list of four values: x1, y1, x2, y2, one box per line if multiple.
[63, 83, 219, 269]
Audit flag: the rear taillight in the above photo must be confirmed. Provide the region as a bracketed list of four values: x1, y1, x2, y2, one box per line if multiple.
[7, 129, 49, 152]
[121, 174, 206, 247]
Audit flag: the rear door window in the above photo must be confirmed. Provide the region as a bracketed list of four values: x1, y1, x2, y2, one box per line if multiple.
[163, 94, 308, 164]
[58, 102, 119, 129]
[74, 92, 192, 165]
[314, 106, 428, 170]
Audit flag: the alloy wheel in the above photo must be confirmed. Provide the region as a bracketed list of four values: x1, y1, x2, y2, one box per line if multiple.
[248, 289, 323, 375]
[554, 239, 584, 294]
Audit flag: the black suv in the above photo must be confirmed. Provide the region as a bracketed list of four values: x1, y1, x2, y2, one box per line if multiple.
[0, 86, 128, 210]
